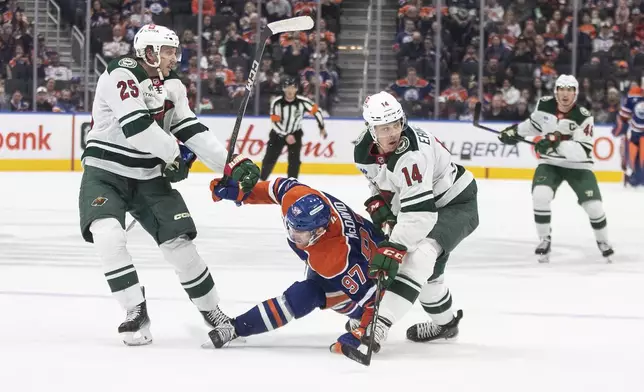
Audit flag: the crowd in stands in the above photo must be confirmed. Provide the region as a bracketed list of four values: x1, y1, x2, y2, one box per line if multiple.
[390, 0, 644, 123]
[0, 0, 83, 112]
[85, 0, 343, 115]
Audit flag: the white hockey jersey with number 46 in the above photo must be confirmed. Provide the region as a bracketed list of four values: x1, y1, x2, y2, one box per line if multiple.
[354, 124, 475, 251]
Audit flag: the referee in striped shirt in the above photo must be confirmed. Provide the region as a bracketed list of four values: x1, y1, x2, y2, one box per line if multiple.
[260, 76, 327, 180]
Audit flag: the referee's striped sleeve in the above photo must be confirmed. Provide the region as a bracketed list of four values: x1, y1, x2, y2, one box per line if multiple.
[301, 96, 324, 129]
[271, 97, 285, 134]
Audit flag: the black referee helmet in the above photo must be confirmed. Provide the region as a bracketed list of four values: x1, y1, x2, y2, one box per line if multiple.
[282, 76, 298, 89]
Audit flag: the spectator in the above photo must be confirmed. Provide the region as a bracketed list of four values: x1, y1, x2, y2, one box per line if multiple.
[44, 78, 59, 106]
[9, 90, 29, 112]
[485, 0, 505, 25]
[395, 19, 417, 52]
[501, 78, 520, 106]
[146, 0, 171, 16]
[53, 89, 76, 112]
[225, 24, 250, 59]
[211, 53, 234, 85]
[485, 34, 511, 64]
[398, 31, 425, 70]
[102, 25, 131, 62]
[459, 98, 479, 122]
[6, 44, 30, 80]
[45, 52, 73, 81]
[485, 93, 513, 121]
[90, 0, 110, 28]
[282, 40, 309, 77]
[192, 0, 215, 16]
[515, 98, 530, 121]
[441, 73, 468, 106]
[35, 87, 54, 112]
[593, 22, 614, 53]
[389, 66, 432, 118]
[266, 0, 292, 23]
[228, 67, 247, 99]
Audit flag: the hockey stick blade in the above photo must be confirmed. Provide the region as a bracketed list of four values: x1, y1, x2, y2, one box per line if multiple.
[340, 344, 371, 366]
[267, 16, 314, 34]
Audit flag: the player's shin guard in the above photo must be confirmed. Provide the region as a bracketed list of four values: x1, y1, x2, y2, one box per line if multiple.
[418, 275, 454, 325]
[160, 235, 219, 312]
[532, 185, 554, 239]
[234, 279, 326, 337]
[582, 200, 609, 243]
[377, 240, 438, 333]
[407, 275, 462, 343]
[90, 218, 144, 309]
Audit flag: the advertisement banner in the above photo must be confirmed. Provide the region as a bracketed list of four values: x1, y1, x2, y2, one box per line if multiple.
[0, 113, 74, 170]
[4, 113, 618, 181]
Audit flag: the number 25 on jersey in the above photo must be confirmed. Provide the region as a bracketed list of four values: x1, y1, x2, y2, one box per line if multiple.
[117, 80, 139, 100]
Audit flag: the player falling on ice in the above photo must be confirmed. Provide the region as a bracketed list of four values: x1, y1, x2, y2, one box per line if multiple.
[78, 24, 260, 345]
[498, 75, 614, 263]
[353, 91, 479, 350]
[206, 177, 388, 353]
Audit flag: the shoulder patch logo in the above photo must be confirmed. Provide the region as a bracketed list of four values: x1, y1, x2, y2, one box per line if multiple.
[579, 107, 590, 116]
[91, 197, 108, 207]
[395, 136, 410, 154]
[118, 58, 137, 69]
[352, 128, 369, 145]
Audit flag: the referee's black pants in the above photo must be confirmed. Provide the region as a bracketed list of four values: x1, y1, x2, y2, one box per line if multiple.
[260, 129, 303, 180]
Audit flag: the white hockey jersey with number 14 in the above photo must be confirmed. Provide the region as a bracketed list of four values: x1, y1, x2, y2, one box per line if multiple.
[353, 124, 475, 251]
[83, 56, 228, 180]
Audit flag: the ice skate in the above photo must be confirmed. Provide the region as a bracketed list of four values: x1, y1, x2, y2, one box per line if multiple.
[597, 241, 614, 263]
[118, 288, 152, 346]
[200, 306, 232, 329]
[406, 309, 463, 343]
[207, 320, 238, 348]
[535, 236, 552, 263]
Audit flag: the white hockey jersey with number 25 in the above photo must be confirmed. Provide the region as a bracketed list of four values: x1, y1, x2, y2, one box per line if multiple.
[83, 56, 228, 180]
[353, 124, 475, 251]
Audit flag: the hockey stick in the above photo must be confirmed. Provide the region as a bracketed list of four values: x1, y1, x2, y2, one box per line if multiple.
[340, 273, 385, 366]
[473, 102, 535, 145]
[222, 16, 314, 177]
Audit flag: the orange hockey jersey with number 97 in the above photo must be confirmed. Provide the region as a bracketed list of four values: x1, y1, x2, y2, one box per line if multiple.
[242, 177, 385, 315]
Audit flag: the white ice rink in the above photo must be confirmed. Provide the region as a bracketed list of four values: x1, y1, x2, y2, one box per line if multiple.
[0, 172, 643, 391]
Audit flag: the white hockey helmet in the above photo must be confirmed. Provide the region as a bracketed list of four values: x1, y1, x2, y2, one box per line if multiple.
[554, 74, 578, 104]
[363, 91, 406, 142]
[133, 24, 181, 68]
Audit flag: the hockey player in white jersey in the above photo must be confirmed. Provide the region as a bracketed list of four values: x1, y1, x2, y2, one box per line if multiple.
[78, 24, 260, 345]
[353, 91, 479, 349]
[498, 75, 614, 263]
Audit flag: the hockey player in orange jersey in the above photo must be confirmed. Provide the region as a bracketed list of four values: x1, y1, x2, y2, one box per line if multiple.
[206, 177, 389, 353]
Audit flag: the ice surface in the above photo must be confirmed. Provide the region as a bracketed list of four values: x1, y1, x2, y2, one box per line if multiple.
[0, 172, 642, 391]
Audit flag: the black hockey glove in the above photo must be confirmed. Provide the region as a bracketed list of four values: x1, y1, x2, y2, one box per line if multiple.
[164, 155, 190, 183]
[498, 124, 520, 145]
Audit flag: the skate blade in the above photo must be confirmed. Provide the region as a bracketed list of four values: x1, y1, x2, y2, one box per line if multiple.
[200, 336, 246, 349]
[121, 326, 153, 346]
[538, 254, 550, 263]
[605, 256, 613, 264]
